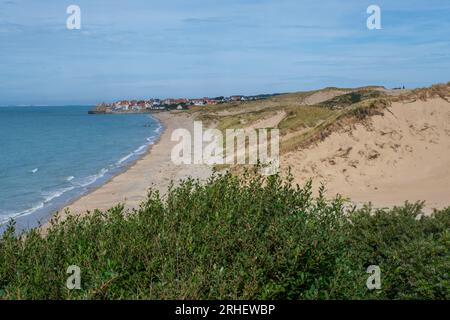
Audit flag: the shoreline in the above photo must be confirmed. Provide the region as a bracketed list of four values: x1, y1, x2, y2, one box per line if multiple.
[1, 108, 166, 234]
[38, 113, 166, 222]
[42, 111, 212, 229]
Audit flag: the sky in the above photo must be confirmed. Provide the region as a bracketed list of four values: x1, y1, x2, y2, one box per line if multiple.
[0, 0, 449, 105]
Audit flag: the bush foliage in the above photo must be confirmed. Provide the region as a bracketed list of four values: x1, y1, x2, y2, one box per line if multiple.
[0, 171, 448, 299]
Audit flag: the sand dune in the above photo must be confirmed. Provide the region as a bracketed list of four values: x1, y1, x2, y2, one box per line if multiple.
[247, 111, 286, 129]
[301, 89, 352, 105]
[281, 98, 450, 211]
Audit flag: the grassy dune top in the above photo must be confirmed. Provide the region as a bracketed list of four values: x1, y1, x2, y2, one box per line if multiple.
[189, 83, 450, 155]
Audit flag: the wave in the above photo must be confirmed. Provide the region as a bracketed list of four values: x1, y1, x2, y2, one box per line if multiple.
[116, 131, 160, 166]
[0, 186, 75, 225]
[117, 153, 134, 165]
[74, 167, 109, 188]
[42, 186, 75, 203]
[1, 120, 165, 227]
[154, 123, 163, 134]
[117, 145, 148, 165]
[0, 203, 44, 224]
[0, 167, 110, 225]
[134, 145, 147, 154]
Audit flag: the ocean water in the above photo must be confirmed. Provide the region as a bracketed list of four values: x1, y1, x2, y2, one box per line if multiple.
[0, 106, 162, 232]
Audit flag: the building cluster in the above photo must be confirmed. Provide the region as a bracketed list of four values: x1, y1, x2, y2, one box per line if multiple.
[96, 94, 273, 112]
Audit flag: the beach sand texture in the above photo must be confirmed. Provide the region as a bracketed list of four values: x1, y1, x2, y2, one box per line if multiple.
[281, 98, 450, 211]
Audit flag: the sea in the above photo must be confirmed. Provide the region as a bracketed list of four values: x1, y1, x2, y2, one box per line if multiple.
[0, 106, 163, 232]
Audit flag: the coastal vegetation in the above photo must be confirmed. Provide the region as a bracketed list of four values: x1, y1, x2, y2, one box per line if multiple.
[190, 83, 450, 160]
[190, 86, 393, 175]
[1, 83, 449, 300]
[0, 171, 448, 299]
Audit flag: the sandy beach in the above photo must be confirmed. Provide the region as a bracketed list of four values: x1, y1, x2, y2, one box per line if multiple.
[55, 111, 212, 219]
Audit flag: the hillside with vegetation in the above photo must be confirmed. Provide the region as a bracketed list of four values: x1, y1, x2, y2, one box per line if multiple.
[190, 83, 449, 152]
[0, 172, 448, 299]
[189, 86, 391, 152]
[188, 83, 450, 210]
[1, 83, 449, 300]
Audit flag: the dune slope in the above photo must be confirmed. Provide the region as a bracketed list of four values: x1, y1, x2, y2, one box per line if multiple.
[281, 98, 450, 210]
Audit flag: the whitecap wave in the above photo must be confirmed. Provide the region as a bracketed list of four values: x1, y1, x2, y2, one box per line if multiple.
[0, 186, 75, 225]
[117, 153, 134, 165]
[154, 124, 163, 134]
[75, 167, 109, 187]
[134, 145, 147, 154]
[117, 142, 151, 166]
[1, 120, 164, 226]
[0, 202, 44, 224]
[42, 186, 75, 203]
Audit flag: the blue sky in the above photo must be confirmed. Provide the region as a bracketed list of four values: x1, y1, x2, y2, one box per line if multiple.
[0, 0, 449, 105]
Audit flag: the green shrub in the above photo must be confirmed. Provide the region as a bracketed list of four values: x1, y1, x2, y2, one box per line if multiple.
[319, 90, 385, 109]
[0, 171, 448, 299]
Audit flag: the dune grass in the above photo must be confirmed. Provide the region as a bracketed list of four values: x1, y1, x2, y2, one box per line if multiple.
[280, 97, 389, 153]
[0, 171, 448, 300]
[389, 82, 450, 103]
[190, 87, 391, 155]
[316, 90, 385, 109]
